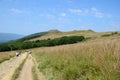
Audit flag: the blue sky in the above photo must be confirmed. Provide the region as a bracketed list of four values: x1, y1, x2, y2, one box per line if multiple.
[0, 0, 120, 35]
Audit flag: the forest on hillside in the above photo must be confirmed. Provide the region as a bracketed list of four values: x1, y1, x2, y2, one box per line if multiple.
[0, 36, 85, 52]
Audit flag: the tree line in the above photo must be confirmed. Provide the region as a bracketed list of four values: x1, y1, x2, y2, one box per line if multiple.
[0, 36, 85, 52]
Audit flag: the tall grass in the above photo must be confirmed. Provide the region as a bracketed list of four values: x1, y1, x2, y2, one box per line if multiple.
[32, 65, 39, 80]
[33, 39, 120, 80]
[0, 51, 15, 63]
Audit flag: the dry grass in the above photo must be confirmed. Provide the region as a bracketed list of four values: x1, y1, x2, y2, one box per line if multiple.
[0, 51, 15, 63]
[32, 38, 120, 80]
[30, 30, 120, 42]
[30, 30, 100, 41]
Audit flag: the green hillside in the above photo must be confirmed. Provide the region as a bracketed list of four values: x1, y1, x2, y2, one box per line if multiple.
[29, 30, 120, 42]
[0, 30, 119, 52]
[16, 32, 48, 42]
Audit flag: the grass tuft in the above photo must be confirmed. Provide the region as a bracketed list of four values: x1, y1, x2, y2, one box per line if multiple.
[32, 66, 39, 80]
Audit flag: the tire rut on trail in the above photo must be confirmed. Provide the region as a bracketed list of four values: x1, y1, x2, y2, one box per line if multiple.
[17, 54, 34, 80]
[0, 53, 27, 80]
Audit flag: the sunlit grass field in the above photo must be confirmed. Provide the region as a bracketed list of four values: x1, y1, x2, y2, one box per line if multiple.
[32, 38, 120, 80]
[0, 51, 15, 63]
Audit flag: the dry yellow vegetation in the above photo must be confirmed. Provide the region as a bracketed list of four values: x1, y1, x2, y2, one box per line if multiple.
[30, 30, 98, 41]
[32, 36, 120, 80]
[30, 30, 120, 42]
[0, 51, 15, 63]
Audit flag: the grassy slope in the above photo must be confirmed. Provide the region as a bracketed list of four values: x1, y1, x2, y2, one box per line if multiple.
[0, 51, 15, 63]
[32, 38, 120, 80]
[30, 30, 99, 41]
[29, 30, 120, 42]
[16, 32, 48, 42]
[1, 30, 119, 80]
[31, 30, 120, 80]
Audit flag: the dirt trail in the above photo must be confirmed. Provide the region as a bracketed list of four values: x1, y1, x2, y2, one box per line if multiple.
[0, 53, 27, 80]
[0, 52, 46, 80]
[17, 54, 34, 80]
[17, 54, 46, 80]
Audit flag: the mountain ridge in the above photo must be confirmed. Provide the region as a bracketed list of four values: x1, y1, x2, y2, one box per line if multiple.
[0, 33, 24, 43]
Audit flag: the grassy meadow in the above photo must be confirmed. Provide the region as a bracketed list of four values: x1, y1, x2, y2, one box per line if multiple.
[0, 51, 15, 63]
[30, 30, 120, 41]
[30, 30, 99, 41]
[32, 38, 120, 80]
[0, 30, 119, 80]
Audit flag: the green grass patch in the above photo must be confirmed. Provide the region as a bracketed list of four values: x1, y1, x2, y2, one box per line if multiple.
[101, 32, 118, 37]
[101, 34, 111, 37]
[32, 66, 39, 80]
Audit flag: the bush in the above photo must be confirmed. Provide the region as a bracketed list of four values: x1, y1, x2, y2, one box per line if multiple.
[102, 32, 118, 37]
[0, 36, 85, 52]
[101, 34, 111, 37]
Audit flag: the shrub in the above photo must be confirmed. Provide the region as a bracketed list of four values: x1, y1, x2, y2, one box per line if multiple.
[0, 36, 85, 52]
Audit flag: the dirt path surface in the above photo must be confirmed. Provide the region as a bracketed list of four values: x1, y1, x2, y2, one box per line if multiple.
[0, 53, 27, 80]
[17, 54, 34, 80]
[17, 54, 46, 80]
[0, 52, 46, 80]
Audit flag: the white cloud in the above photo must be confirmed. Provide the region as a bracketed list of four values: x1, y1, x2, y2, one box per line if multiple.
[91, 7, 104, 18]
[91, 7, 97, 12]
[60, 13, 66, 17]
[110, 22, 120, 28]
[69, 7, 111, 18]
[94, 12, 104, 18]
[10, 8, 30, 14]
[69, 9, 82, 14]
[69, 9, 89, 15]
[10, 8, 23, 14]
[39, 13, 56, 19]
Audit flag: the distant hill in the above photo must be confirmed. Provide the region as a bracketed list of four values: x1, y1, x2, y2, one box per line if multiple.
[48, 29, 61, 33]
[17, 30, 62, 42]
[0, 33, 24, 43]
[0, 30, 119, 52]
[17, 32, 48, 42]
[29, 29, 97, 41]
[15, 29, 120, 42]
